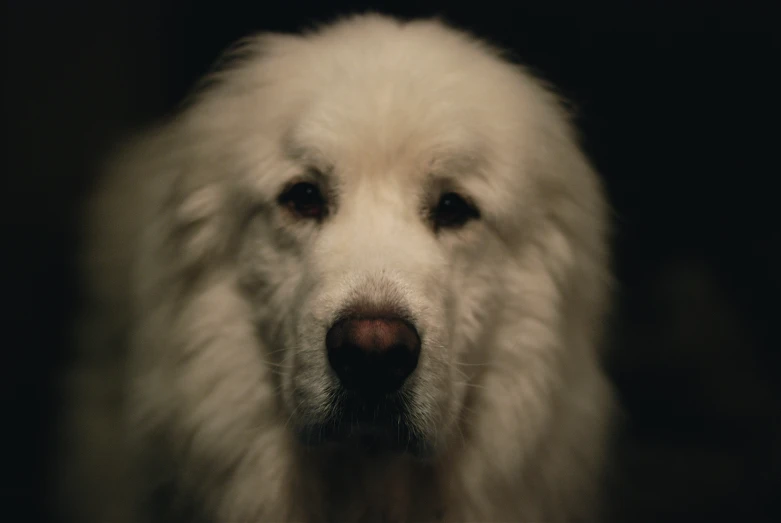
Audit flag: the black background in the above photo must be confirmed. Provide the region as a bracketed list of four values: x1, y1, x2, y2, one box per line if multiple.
[4, 1, 779, 521]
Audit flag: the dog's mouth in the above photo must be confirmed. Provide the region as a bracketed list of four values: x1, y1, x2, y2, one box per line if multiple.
[295, 391, 433, 457]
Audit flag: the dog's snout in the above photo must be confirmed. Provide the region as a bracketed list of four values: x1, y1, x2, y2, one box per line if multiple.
[326, 317, 420, 394]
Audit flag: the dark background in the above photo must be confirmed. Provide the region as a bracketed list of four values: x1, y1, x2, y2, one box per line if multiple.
[4, 1, 779, 521]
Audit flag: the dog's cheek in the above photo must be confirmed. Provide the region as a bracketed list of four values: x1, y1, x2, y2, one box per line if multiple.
[446, 236, 506, 374]
[236, 216, 309, 332]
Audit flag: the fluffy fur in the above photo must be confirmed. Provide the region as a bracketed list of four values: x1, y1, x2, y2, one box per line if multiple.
[61, 13, 616, 523]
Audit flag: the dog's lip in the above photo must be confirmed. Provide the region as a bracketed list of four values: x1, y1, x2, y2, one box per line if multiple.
[296, 424, 432, 457]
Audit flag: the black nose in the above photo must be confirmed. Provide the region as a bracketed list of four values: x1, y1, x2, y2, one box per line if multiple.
[326, 317, 420, 394]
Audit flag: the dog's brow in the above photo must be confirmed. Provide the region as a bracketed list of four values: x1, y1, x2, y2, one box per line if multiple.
[430, 149, 485, 178]
[281, 133, 333, 173]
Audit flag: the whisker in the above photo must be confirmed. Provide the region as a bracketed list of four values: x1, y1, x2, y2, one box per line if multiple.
[259, 359, 292, 369]
[263, 347, 289, 356]
[454, 361, 489, 367]
[454, 381, 489, 391]
[452, 365, 472, 382]
[282, 398, 304, 433]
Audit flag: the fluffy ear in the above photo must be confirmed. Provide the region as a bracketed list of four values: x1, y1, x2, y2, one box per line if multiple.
[510, 79, 613, 358]
[86, 125, 235, 300]
[536, 108, 615, 357]
[154, 164, 231, 279]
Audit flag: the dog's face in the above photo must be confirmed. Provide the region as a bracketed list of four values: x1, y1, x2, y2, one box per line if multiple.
[242, 141, 484, 456]
[177, 18, 558, 457]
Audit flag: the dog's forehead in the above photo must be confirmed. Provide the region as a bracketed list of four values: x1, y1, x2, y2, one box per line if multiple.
[275, 30, 511, 181]
[286, 102, 486, 184]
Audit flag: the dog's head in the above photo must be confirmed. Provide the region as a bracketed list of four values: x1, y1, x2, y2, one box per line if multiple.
[137, 15, 609, 459]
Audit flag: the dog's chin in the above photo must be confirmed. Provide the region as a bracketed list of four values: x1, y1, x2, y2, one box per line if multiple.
[293, 391, 436, 458]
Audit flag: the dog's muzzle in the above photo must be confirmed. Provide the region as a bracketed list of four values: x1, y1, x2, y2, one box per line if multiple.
[298, 312, 427, 454]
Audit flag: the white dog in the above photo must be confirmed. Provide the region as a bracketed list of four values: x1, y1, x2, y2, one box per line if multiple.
[61, 13, 616, 523]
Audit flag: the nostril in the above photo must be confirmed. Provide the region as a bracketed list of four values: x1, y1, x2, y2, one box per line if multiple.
[384, 343, 420, 381]
[326, 343, 365, 388]
[325, 317, 420, 394]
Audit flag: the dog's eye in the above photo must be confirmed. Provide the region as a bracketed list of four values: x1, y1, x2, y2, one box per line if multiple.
[278, 182, 327, 220]
[432, 192, 480, 230]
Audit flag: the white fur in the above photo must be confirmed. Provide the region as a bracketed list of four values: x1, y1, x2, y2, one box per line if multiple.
[61, 13, 616, 523]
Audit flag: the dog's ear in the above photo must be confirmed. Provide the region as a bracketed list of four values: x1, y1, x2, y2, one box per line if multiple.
[141, 130, 240, 286]
[158, 171, 230, 279]
[92, 126, 233, 290]
[529, 86, 615, 358]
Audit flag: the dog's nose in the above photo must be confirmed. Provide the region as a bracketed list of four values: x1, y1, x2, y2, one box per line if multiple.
[326, 317, 420, 394]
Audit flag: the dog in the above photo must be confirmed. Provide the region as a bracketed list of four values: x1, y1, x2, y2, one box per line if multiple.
[61, 13, 616, 523]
